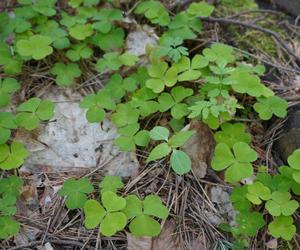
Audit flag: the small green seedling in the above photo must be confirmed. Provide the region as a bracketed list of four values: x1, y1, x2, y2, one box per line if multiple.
[0, 141, 28, 170]
[66, 43, 93, 61]
[92, 8, 123, 33]
[51, 62, 82, 86]
[111, 103, 140, 128]
[16, 35, 53, 60]
[246, 181, 271, 205]
[58, 178, 94, 209]
[0, 112, 17, 144]
[80, 89, 116, 123]
[123, 194, 169, 237]
[214, 123, 251, 148]
[268, 216, 296, 241]
[147, 126, 194, 175]
[254, 96, 288, 120]
[16, 97, 55, 130]
[158, 86, 193, 119]
[91, 27, 124, 51]
[265, 191, 299, 216]
[0, 78, 20, 108]
[84, 192, 127, 236]
[287, 149, 300, 183]
[211, 142, 257, 183]
[146, 61, 177, 93]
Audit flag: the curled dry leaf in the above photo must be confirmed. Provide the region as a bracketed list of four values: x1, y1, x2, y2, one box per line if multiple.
[182, 121, 215, 179]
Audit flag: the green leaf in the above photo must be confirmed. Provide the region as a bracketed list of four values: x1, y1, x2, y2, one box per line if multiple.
[66, 43, 93, 61]
[265, 191, 299, 216]
[32, 0, 57, 16]
[149, 126, 169, 141]
[187, 2, 214, 17]
[254, 96, 288, 120]
[100, 211, 127, 236]
[84, 199, 106, 229]
[92, 8, 123, 33]
[287, 149, 300, 183]
[69, 23, 93, 40]
[203, 43, 235, 65]
[143, 195, 169, 219]
[91, 28, 124, 51]
[246, 181, 271, 205]
[211, 142, 257, 183]
[0, 112, 17, 144]
[16, 98, 54, 130]
[0, 142, 28, 170]
[0, 176, 23, 197]
[268, 216, 296, 240]
[99, 176, 124, 193]
[170, 149, 191, 175]
[175, 56, 208, 81]
[0, 216, 20, 240]
[168, 130, 194, 148]
[129, 214, 161, 237]
[146, 62, 177, 93]
[230, 186, 251, 212]
[0, 78, 20, 108]
[135, 1, 170, 26]
[122, 195, 143, 219]
[235, 211, 264, 236]
[59, 178, 94, 209]
[214, 123, 251, 148]
[51, 63, 81, 86]
[147, 142, 171, 162]
[111, 104, 139, 128]
[134, 130, 150, 147]
[0, 195, 17, 216]
[16, 35, 53, 60]
[102, 191, 126, 212]
[171, 86, 194, 103]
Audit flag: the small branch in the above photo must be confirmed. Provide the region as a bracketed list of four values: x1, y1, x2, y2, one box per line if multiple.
[201, 16, 300, 65]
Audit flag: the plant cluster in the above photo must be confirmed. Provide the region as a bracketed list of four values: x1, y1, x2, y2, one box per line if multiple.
[0, 0, 296, 247]
[59, 176, 169, 237]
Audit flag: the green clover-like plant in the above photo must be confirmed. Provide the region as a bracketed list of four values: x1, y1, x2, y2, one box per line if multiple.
[16, 98, 55, 130]
[203, 43, 235, 65]
[134, 1, 170, 26]
[111, 103, 140, 128]
[80, 89, 116, 123]
[211, 142, 258, 183]
[174, 55, 208, 81]
[51, 63, 82, 86]
[66, 43, 93, 61]
[0, 176, 23, 198]
[84, 192, 127, 236]
[214, 123, 251, 148]
[115, 123, 150, 151]
[287, 149, 300, 183]
[0, 78, 20, 108]
[105, 74, 138, 101]
[146, 61, 177, 93]
[0, 216, 20, 240]
[96, 52, 138, 72]
[268, 216, 296, 240]
[234, 211, 264, 237]
[68, 0, 100, 8]
[254, 96, 288, 120]
[16, 35, 53, 60]
[32, 0, 57, 16]
[186, 2, 215, 17]
[0, 43, 23, 75]
[230, 186, 251, 212]
[0, 112, 17, 144]
[92, 8, 123, 33]
[156, 37, 188, 63]
[99, 176, 124, 194]
[158, 86, 193, 119]
[229, 71, 274, 98]
[0, 141, 28, 170]
[246, 181, 271, 205]
[265, 191, 299, 216]
[59, 178, 94, 209]
[122, 194, 169, 237]
[91, 27, 124, 51]
[0, 195, 17, 216]
[146, 126, 194, 175]
[69, 23, 93, 40]
[36, 20, 70, 49]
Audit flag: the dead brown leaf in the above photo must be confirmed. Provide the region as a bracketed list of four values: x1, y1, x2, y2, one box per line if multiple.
[182, 121, 215, 179]
[188, 234, 208, 250]
[127, 233, 152, 250]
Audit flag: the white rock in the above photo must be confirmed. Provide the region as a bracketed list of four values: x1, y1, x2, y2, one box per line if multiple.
[18, 88, 139, 177]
